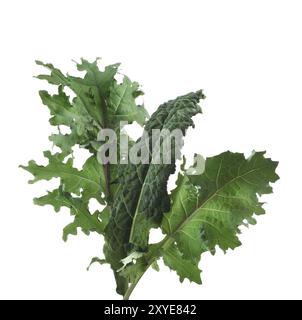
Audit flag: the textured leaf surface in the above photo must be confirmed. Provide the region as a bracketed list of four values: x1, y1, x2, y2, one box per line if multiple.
[36, 59, 148, 151]
[162, 243, 201, 284]
[22, 57, 280, 300]
[108, 76, 148, 127]
[62, 202, 106, 241]
[36, 59, 117, 127]
[34, 58, 148, 205]
[39, 86, 90, 129]
[22, 58, 149, 247]
[21, 152, 105, 203]
[21, 147, 111, 239]
[34, 188, 109, 240]
[104, 90, 205, 294]
[161, 151, 279, 281]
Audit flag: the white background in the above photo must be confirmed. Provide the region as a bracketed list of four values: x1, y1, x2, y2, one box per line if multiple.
[0, 0, 301, 300]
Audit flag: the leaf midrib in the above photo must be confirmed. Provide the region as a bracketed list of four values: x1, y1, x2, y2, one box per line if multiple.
[113, 83, 128, 113]
[165, 165, 270, 243]
[34, 166, 99, 187]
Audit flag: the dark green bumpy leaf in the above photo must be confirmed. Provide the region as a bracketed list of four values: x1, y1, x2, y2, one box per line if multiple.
[104, 90, 205, 294]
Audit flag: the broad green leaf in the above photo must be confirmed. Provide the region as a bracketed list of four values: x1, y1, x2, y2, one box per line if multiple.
[104, 90, 205, 295]
[39, 86, 96, 153]
[161, 151, 279, 281]
[49, 131, 79, 155]
[162, 243, 201, 284]
[35, 60, 68, 85]
[20, 152, 105, 204]
[36, 59, 115, 126]
[39, 86, 91, 129]
[62, 203, 102, 241]
[108, 76, 149, 127]
[34, 188, 64, 212]
[36, 58, 148, 131]
[74, 58, 120, 97]
[34, 188, 108, 240]
[34, 58, 148, 209]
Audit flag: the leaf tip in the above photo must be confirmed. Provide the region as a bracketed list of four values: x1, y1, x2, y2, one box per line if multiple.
[196, 89, 206, 100]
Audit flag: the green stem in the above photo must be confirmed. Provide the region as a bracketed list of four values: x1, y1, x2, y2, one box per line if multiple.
[99, 92, 112, 203]
[123, 236, 174, 300]
[103, 163, 111, 202]
[123, 271, 146, 300]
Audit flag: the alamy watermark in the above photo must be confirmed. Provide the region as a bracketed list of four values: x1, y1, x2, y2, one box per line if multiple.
[96, 121, 204, 175]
